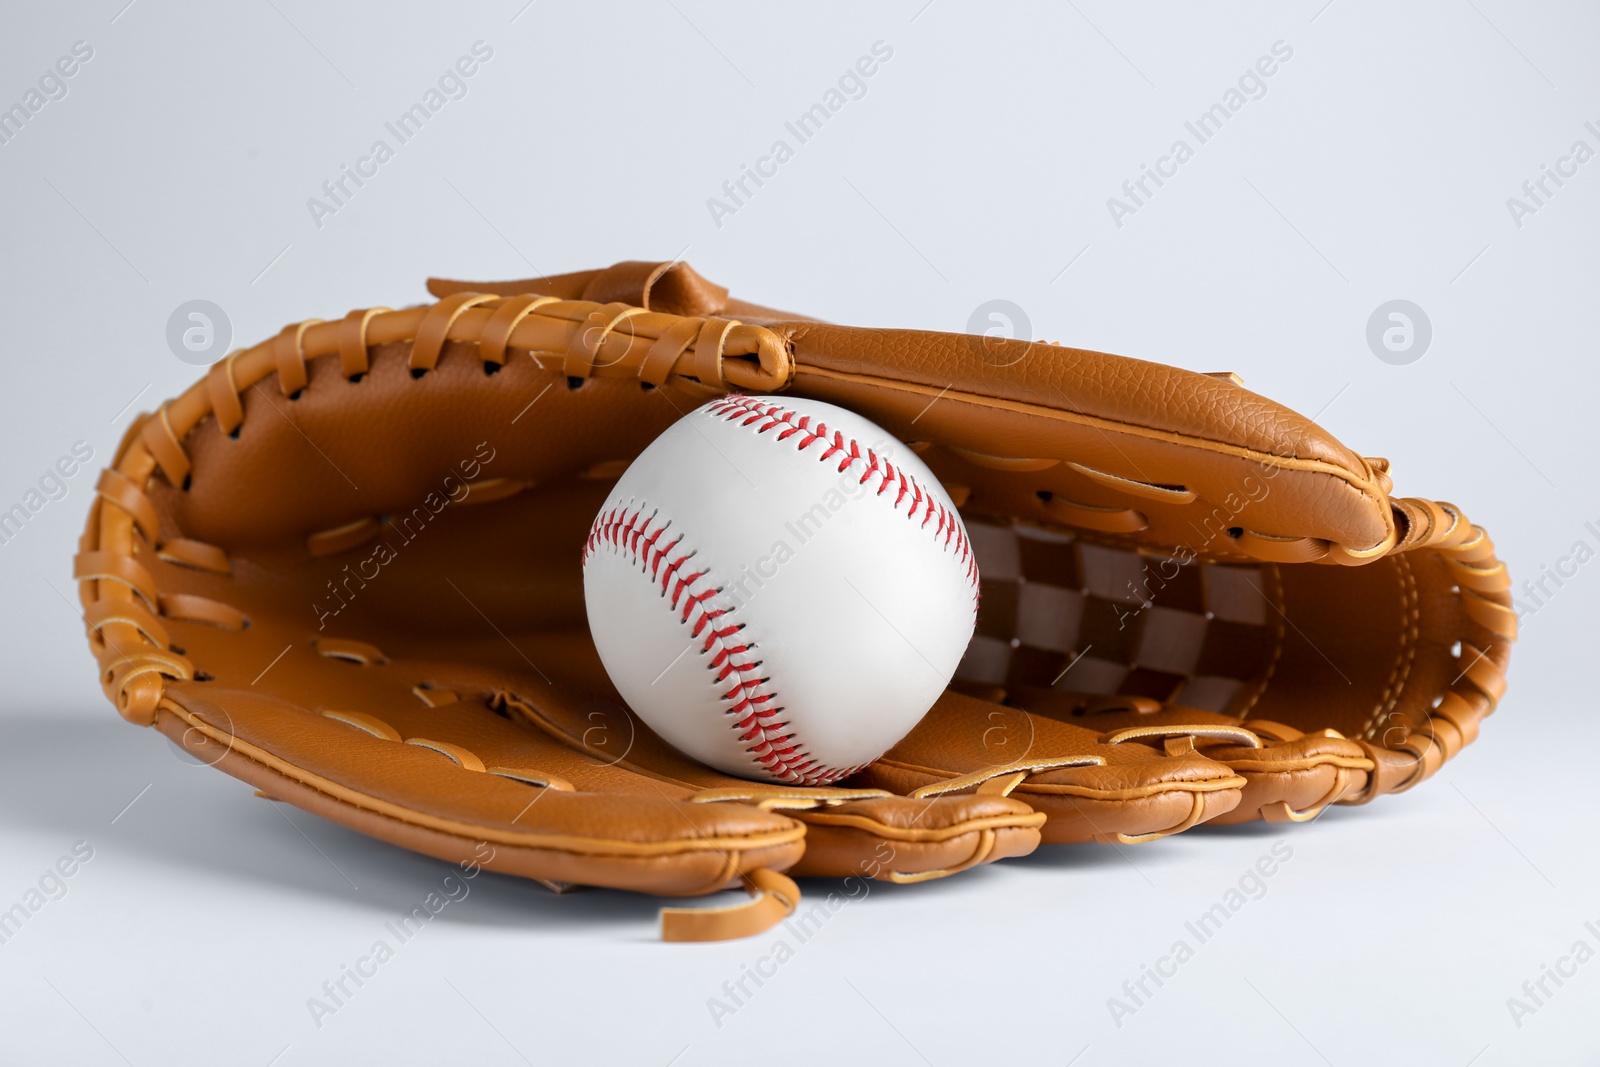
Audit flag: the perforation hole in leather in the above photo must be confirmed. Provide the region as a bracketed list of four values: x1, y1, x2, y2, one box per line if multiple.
[412, 684, 459, 708]
[312, 637, 387, 666]
[490, 771, 548, 788]
[488, 769, 575, 791]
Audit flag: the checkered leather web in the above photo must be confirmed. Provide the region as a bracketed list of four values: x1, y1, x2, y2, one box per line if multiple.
[955, 518, 1282, 714]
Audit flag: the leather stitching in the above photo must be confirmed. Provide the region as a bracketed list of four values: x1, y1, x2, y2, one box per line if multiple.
[1362, 551, 1419, 742]
[703, 395, 982, 599]
[584, 505, 862, 786]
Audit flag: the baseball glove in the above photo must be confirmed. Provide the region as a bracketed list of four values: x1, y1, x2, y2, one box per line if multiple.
[77, 259, 1513, 940]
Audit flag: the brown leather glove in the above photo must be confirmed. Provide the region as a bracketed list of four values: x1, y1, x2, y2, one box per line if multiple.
[76, 260, 1513, 940]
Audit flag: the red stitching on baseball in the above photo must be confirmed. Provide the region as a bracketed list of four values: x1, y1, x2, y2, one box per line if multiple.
[584, 505, 862, 785]
[704, 395, 981, 596]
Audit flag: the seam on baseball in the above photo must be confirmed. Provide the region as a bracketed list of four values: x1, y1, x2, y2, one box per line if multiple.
[584, 504, 860, 786]
[703, 395, 981, 605]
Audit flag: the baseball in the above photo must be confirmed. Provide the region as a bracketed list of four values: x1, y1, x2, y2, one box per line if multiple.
[582, 395, 979, 785]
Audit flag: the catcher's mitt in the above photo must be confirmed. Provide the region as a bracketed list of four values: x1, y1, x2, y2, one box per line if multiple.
[77, 260, 1513, 940]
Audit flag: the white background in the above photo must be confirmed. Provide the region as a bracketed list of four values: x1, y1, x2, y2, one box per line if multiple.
[1, 1, 1596, 1063]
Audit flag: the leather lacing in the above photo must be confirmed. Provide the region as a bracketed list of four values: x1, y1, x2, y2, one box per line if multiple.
[949, 440, 1403, 562]
[74, 290, 1515, 937]
[79, 294, 794, 725]
[75, 294, 808, 943]
[80, 293, 1514, 779]
[1068, 496, 1516, 814]
[1338, 499, 1515, 800]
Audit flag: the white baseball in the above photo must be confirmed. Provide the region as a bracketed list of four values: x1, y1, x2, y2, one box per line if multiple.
[582, 394, 979, 785]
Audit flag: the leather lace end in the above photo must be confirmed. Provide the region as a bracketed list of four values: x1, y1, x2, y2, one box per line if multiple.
[659, 869, 799, 943]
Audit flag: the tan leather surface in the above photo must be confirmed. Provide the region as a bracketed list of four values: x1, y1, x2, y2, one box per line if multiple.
[77, 259, 1513, 939]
